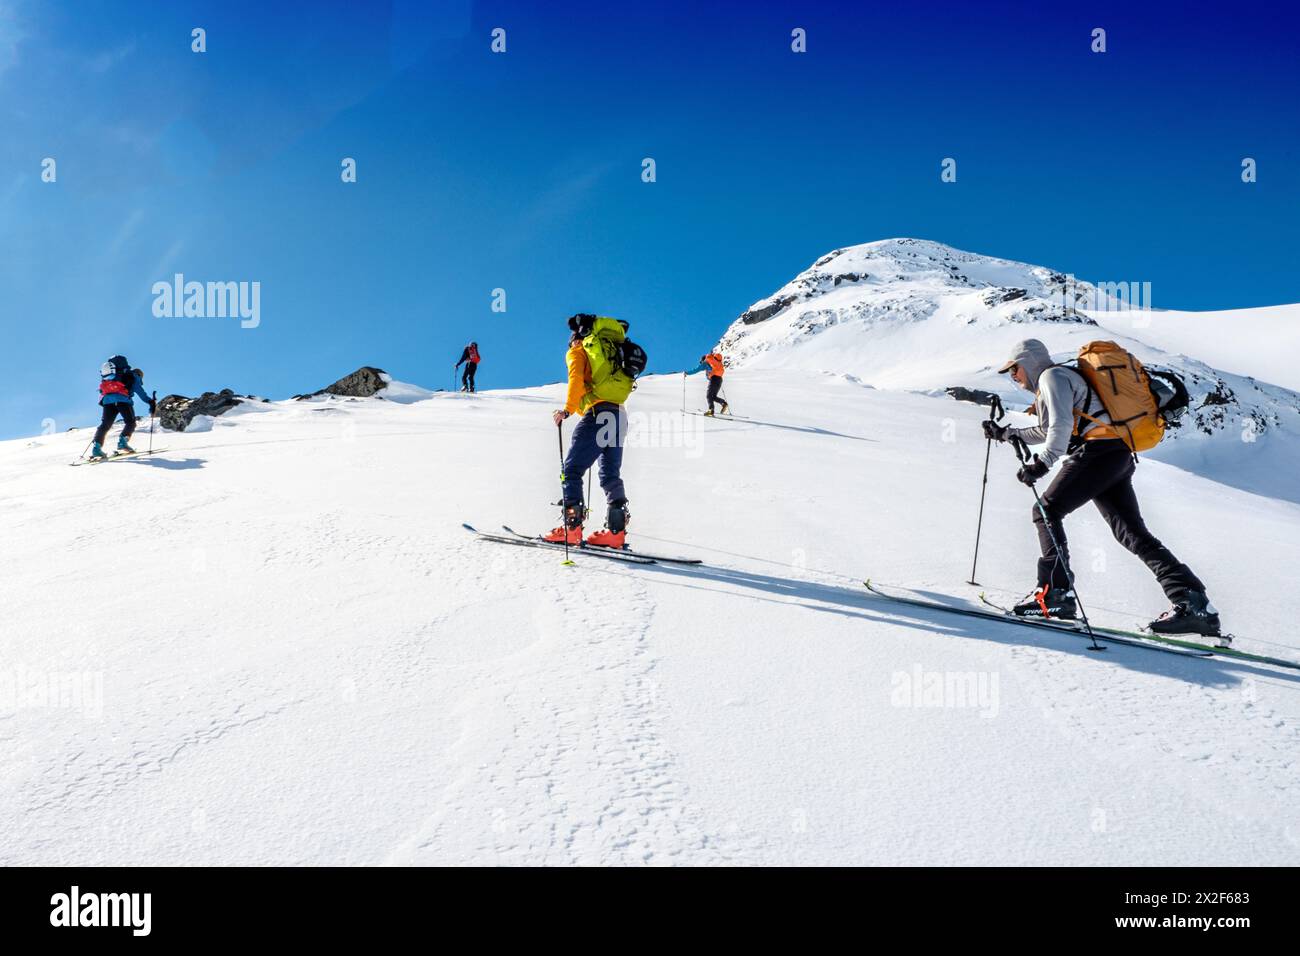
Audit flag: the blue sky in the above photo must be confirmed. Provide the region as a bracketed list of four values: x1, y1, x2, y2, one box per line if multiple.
[1, 0, 1296, 439]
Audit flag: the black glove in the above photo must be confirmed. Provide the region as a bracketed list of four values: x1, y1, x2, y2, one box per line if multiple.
[149, 399, 157, 414]
[982, 420, 1009, 442]
[1016, 456, 1050, 486]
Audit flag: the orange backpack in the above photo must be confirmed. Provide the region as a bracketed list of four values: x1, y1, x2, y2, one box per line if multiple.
[1072, 341, 1166, 452]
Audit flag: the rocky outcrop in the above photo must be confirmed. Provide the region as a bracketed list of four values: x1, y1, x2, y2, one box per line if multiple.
[158, 390, 247, 431]
[295, 366, 390, 400]
[740, 296, 797, 326]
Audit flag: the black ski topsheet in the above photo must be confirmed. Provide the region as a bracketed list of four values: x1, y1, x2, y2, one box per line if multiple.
[463, 524, 656, 564]
[500, 526, 702, 565]
[70, 449, 169, 467]
[863, 580, 1212, 660]
[977, 593, 1300, 671]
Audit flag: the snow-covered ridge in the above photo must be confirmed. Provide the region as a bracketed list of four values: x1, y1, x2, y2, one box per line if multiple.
[717, 239, 1300, 456]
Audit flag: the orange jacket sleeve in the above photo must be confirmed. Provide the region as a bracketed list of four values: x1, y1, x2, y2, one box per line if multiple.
[564, 342, 591, 415]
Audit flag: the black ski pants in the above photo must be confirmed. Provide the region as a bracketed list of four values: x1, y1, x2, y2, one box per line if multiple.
[93, 403, 137, 446]
[1033, 439, 1204, 601]
[461, 362, 477, 391]
[706, 375, 723, 412]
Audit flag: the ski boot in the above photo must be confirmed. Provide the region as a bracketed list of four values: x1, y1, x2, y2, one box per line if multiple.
[117, 438, 136, 455]
[719, 401, 729, 415]
[703, 409, 715, 417]
[1148, 591, 1224, 643]
[88, 443, 109, 461]
[1012, 585, 1078, 621]
[543, 503, 584, 545]
[586, 500, 629, 548]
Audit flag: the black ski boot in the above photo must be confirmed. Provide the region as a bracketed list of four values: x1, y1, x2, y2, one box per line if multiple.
[1012, 585, 1078, 621]
[606, 499, 628, 533]
[1148, 591, 1224, 642]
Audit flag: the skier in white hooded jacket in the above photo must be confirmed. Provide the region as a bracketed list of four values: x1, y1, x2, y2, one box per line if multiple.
[984, 338, 1222, 640]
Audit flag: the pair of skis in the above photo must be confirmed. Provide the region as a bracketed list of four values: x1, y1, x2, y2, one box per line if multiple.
[864, 580, 1300, 671]
[70, 448, 168, 467]
[464, 526, 1299, 671]
[685, 410, 743, 420]
[464, 524, 702, 566]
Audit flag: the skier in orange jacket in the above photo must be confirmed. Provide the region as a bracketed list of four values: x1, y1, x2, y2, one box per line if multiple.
[695, 352, 728, 416]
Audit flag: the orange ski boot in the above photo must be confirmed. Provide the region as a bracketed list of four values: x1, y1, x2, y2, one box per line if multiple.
[585, 500, 629, 549]
[543, 504, 583, 544]
[585, 528, 626, 549]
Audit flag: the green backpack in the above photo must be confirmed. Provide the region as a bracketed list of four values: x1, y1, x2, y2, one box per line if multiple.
[583, 316, 637, 405]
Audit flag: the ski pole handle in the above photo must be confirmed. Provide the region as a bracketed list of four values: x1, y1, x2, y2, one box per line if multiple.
[1009, 434, 1031, 464]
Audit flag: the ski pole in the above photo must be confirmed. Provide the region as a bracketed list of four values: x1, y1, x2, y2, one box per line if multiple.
[149, 390, 156, 454]
[557, 419, 573, 566]
[967, 394, 1004, 585]
[1009, 435, 1102, 650]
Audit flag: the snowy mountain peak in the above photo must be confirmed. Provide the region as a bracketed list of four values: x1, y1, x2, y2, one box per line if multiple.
[715, 240, 1300, 472]
[730, 238, 1093, 334]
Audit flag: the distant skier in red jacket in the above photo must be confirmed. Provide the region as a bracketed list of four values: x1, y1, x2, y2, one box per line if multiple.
[456, 342, 480, 392]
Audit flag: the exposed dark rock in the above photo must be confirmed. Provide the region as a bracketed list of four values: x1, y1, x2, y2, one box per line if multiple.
[740, 296, 797, 325]
[296, 366, 390, 400]
[158, 389, 246, 432]
[1201, 385, 1233, 406]
[981, 287, 1028, 306]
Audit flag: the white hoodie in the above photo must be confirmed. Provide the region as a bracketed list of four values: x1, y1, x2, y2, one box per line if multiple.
[1004, 340, 1111, 468]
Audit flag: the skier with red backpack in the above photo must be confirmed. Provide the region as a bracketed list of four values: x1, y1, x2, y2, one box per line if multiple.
[90, 355, 154, 461]
[455, 342, 480, 392]
[984, 338, 1222, 639]
[545, 314, 647, 548]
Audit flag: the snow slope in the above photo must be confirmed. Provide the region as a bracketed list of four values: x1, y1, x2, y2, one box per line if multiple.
[1091, 302, 1300, 393]
[3, 367, 1299, 865]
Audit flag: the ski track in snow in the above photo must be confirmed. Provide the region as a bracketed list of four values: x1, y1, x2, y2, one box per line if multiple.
[384, 542, 742, 865]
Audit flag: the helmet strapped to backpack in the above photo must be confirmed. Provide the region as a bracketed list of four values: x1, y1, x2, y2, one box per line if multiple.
[567, 313, 598, 336]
